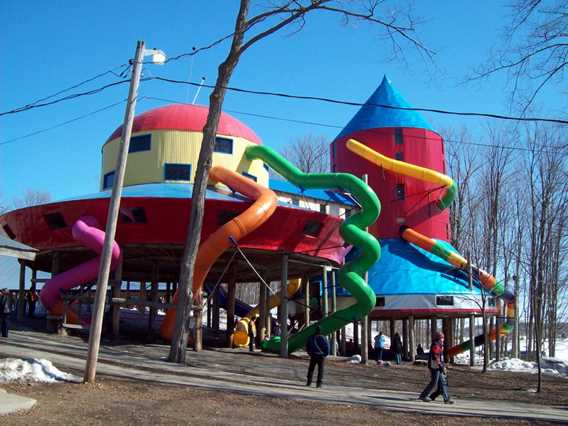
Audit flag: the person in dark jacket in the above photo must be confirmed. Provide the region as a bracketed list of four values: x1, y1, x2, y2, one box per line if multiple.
[0, 289, 13, 338]
[392, 332, 403, 364]
[306, 325, 330, 388]
[418, 331, 454, 404]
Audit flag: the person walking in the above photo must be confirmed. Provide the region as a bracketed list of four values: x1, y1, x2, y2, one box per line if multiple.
[418, 331, 454, 404]
[392, 332, 403, 364]
[374, 331, 385, 362]
[306, 325, 330, 388]
[0, 289, 13, 338]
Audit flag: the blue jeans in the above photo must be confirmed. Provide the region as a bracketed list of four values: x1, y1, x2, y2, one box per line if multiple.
[395, 352, 401, 364]
[376, 348, 383, 361]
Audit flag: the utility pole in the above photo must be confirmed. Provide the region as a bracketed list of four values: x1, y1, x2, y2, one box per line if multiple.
[513, 274, 519, 359]
[84, 40, 145, 383]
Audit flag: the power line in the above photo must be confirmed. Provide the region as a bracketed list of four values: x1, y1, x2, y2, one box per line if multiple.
[0, 79, 132, 117]
[2, 64, 130, 116]
[0, 99, 127, 146]
[145, 96, 567, 154]
[151, 76, 568, 126]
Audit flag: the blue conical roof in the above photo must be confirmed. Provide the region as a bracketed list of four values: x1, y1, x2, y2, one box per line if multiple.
[337, 76, 432, 139]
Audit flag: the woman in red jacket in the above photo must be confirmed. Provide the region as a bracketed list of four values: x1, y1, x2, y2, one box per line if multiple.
[418, 331, 454, 404]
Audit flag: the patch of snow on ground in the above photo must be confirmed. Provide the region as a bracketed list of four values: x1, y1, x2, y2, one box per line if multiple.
[0, 358, 80, 384]
[489, 357, 568, 377]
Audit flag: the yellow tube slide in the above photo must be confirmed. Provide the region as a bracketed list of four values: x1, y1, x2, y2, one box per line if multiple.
[233, 278, 302, 347]
[160, 166, 278, 340]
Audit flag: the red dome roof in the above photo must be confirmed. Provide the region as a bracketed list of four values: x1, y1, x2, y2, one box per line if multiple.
[106, 104, 261, 144]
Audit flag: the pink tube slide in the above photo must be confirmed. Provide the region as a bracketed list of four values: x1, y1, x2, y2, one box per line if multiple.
[40, 216, 121, 319]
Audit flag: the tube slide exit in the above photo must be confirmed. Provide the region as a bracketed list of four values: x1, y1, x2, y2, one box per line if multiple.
[233, 278, 302, 348]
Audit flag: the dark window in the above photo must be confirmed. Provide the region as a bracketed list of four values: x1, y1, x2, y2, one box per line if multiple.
[395, 152, 404, 161]
[129, 134, 152, 153]
[165, 163, 191, 181]
[44, 212, 67, 230]
[214, 137, 233, 154]
[242, 172, 257, 182]
[487, 297, 496, 307]
[436, 295, 454, 306]
[395, 128, 404, 145]
[218, 210, 239, 226]
[120, 207, 147, 224]
[291, 198, 299, 206]
[103, 171, 115, 189]
[375, 297, 385, 307]
[3, 225, 16, 239]
[395, 184, 405, 200]
[303, 220, 322, 237]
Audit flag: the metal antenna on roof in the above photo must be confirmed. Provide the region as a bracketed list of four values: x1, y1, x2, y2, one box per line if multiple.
[192, 77, 206, 105]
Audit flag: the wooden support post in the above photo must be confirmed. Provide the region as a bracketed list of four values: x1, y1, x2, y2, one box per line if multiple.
[226, 272, 237, 347]
[442, 318, 450, 362]
[266, 282, 272, 337]
[148, 264, 159, 338]
[389, 319, 395, 341]
[206, 288, 212, 328]
[330, 270, 337, 356]
[353, 320, 359, 352]
[279, 254, 289, 357]
[469, 315, 475, 366]
[212, 285, 220, 331]
[31, 268, 37, 292]
[402, 318, 409, 360]
[17, 261, 26, 321]
[431, 318, 437, 338]
[259, 280, 267, 342]
[408, 315, 415, 362]
[322, 267, 329, 318]
[166, 282, 171, 303]
[194, 305, 203, 351]
[304, 277, 310, 327]
[112, 259, 123, 338]
[340, 327, 346, 356]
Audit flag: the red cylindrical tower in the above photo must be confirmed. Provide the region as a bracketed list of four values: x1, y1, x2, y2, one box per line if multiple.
[331, 77, 449, 241]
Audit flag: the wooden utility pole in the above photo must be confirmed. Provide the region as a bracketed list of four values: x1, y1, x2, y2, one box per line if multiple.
[279, 254, 289, 357]
[84, 40, 145, 383]
[304, 277, 310, 327]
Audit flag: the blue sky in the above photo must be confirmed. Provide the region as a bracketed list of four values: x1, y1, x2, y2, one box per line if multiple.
[0, 0, 565, 205]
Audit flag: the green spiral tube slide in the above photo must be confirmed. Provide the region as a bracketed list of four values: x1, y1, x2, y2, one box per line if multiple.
[245, 145, 381, 354]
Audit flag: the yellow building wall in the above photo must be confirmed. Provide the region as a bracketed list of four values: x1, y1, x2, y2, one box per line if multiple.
[101, 130, 269, 190]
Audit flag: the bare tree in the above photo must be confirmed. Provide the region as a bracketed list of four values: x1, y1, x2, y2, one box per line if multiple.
[281, 135, 330, 173]
[475, 0, 568, 110]
[12, 189, 51, 209]
[169, 0, 432, 363]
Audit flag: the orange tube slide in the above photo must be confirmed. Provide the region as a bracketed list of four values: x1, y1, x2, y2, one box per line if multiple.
[160, 166, 278, 340]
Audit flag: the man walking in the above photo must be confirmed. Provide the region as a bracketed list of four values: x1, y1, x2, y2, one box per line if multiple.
[418, 331, 454, 404]
[306, 325, 330, 388]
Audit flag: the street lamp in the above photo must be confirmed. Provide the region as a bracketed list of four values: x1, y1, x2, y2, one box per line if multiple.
[84, 40, 165, 383]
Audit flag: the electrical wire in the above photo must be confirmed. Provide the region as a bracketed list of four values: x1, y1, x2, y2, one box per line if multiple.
[150, 76, 568, 126]
[0, 99, 128, 146]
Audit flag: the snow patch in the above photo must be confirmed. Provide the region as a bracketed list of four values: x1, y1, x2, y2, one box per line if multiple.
[0, 358, 80, 384]
[489, 357, 568, 377]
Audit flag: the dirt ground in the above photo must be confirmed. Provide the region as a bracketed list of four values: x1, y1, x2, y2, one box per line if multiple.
[2, 377, 554, 426]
